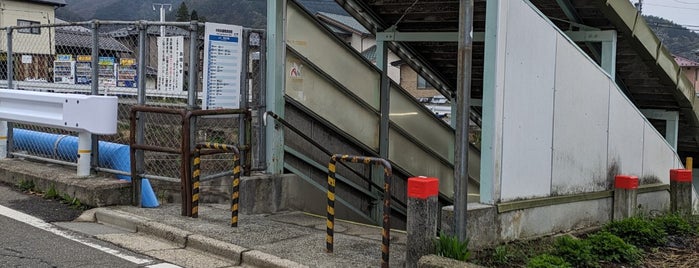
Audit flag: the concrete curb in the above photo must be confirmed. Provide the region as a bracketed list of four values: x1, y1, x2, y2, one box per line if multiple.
[92, 208, 305, 267]
[242, 250, 309, 268]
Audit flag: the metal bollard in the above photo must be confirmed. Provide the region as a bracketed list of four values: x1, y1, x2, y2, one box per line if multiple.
[191, 142, 241, 226]
[327, 154, 392, 268]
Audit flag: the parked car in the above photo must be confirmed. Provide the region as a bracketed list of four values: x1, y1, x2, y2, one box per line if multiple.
[430, 95, 449, 104]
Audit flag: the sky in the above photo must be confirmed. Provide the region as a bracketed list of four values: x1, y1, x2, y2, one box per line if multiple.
[633, 0, 699, 32]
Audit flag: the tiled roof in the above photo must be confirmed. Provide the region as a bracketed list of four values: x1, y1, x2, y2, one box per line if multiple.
[108, 26, 191, 38]
[56, 29, 132, 53]
[316, 12, 369, 36]
[361, 45, 376, 62]
[674, 55, 699, 67]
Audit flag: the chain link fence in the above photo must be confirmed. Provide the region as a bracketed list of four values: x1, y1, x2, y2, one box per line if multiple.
[0, 21, 265, 202]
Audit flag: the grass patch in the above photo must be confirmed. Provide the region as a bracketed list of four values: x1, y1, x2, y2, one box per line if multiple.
[471, 213, 699, 267]
[434, 232, 470, 262]
[526, 254, 571, 268]
[603, 217, 667, 248]
[17, 180, 35, 192]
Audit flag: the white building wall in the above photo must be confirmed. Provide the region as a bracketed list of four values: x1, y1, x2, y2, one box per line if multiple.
[0, 0, 57, 55]
[499, 2, 556, 200]
[484, 0, 682, 202]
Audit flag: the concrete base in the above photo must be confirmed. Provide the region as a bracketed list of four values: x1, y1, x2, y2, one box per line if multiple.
[151, 173, 301, 215]
[0, 158, 131, 207]
[442, 189, 671, 249]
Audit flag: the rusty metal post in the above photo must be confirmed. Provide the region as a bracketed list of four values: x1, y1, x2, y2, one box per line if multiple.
[326, 154, 392, 268]
[454, 0, 474, 242]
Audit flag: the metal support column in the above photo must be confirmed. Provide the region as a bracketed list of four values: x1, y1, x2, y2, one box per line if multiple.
[239, 29, 250, 174]
[641, 109, 679, 150]
[133, 22, 148, 207]
[601, 31, 617, 80]
[6, 28, 13, 89]
[454, 0, 474, 242]
[265, 0, 286, 174]
[374, 36, 390, 225]
[90, 20, 101, 173]
[5, 28, 14, 157]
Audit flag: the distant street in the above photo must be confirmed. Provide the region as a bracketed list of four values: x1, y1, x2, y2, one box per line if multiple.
[0, 183, 172, 268]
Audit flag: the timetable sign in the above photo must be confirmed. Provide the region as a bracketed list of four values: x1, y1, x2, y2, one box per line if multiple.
[203, 22, 243, 110]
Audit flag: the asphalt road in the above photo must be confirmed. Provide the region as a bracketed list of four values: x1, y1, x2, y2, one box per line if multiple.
[0, 182, 168, 268]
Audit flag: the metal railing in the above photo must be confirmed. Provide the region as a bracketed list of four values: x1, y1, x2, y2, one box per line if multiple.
[129, 105, 250, 215]
[326, 154, 392, 268]
[192, 142, 241, 226]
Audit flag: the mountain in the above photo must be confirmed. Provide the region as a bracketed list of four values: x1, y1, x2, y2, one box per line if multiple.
[644, 15, 699, 62]
[56, 0, 346, 28]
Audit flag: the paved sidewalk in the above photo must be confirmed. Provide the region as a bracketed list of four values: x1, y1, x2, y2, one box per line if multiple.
[84, 203, 407, 267]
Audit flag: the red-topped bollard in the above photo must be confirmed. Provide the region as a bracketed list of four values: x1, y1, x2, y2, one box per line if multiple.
[670, 169, 693, 215]
[613, 175, 638, 220]
[406, 177, 439, 268]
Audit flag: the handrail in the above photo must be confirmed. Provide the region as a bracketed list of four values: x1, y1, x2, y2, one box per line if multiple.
[327, 154, 392, 268]
[264, 111, 408, 211]
[192, 142, 241, 227]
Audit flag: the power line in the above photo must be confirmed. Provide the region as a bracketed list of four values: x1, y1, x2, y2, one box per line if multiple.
[644, 3, 699, 10]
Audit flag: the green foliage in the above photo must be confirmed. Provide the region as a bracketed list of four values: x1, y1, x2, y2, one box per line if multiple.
[586, 231, 642, 265]
[645, 15, 699, 63]
[526, 254, 572, 268]
[653, 213, 694, 236]
[604, 217, 667, 248]
[434, 232, 470, 262]
[492, 245, 512, 266]
[44, 185, 59, 199]
[60, 193, 88, 210]
[17, 180, 35, 192]
[552, 235, 597, 267]
[175, 2, 190, 22]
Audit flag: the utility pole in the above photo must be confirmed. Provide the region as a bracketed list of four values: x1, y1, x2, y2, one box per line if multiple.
[152, 3, 172, 37]
[634, 0, 643, 13]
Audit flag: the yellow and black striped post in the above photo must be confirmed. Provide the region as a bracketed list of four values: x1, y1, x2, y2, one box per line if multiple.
[192, 142, 241, 227]
[192, 147, 202, 218]
[327, 154, 392, 268]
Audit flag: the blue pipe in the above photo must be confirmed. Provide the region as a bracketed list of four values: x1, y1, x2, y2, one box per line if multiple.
[13, 129, 159, 207]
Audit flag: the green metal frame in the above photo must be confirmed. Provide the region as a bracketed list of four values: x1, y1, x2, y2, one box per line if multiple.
[266, 0, 286, 174]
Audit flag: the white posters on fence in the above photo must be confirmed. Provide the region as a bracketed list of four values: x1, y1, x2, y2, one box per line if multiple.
[203, 22, 243, 110]
[157, 36, 184, 91]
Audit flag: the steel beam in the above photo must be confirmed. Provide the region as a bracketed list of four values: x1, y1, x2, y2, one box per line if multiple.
[266, 0, 286, 174]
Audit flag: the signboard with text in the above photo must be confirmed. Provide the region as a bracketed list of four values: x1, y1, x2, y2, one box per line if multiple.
[202, 22, 243, 110]
[157, 36, 184, 91]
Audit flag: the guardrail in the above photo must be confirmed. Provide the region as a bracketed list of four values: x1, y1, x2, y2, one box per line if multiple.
[192, 142, 241, 227]
[326, 154, 392, 268]
[0, 89, 117, 176]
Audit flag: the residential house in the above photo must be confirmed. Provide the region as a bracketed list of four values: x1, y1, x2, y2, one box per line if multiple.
[316, 12, 401, 85]
[0, 0, 66, 81]
[675, 55, 699, 94]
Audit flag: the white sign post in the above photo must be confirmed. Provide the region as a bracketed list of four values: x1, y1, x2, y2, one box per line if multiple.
[203, 22, 243, 110]
[157, 36, 184, 92]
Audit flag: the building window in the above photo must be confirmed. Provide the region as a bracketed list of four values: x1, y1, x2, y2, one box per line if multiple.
[17, 20, 41, 34]
[417, 75, 427, 89]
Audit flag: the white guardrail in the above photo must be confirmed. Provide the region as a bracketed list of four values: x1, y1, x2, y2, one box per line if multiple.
[0, 89, 118, 176]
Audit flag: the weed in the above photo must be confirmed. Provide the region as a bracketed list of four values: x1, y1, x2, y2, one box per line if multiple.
[59, 193, 88, 210]
[17, 180, 35, 192]
[604, 217, 667, 248]
[586, 231, 642, 265]
[526, 254, 572, 268]
[653, 213, 694, 236]
[434, 232, 470, 261]
[492, 245, 512, 265]
[552, 235, 597, 267]
[44, 185, 59, 199]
